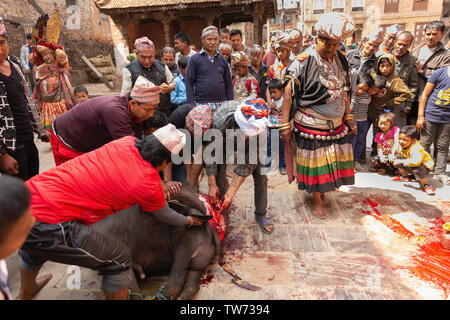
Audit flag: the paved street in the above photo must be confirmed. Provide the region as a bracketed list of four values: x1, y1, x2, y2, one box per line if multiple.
[5, 87, 450, 300]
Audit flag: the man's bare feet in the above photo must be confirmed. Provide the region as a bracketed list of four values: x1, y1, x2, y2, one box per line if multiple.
[312, 193, 327, 219]
[16, 273, 53, 300]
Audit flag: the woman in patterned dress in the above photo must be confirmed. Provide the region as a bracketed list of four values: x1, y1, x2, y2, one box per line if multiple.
[280, 12, 357, 219]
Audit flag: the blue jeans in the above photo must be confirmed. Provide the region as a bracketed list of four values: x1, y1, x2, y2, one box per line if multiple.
[265, 129, 285, 170]
[351, 120, 369, 162]
[172, 164, 186, 184]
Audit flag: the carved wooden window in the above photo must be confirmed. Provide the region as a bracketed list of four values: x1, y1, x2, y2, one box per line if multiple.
[351, 0, 365, 12]
[332, 0, 345, 12]
[313, 0, 326, 14]
[413, 0, 428, 11]
[385, 0, 399, 13]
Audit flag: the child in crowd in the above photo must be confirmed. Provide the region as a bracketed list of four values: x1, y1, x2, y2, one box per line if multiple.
[351, 73, 386, 171]
[392, 126, 435, 195]
[170, 56, 188, 108]
[74, 86, 89, 104]
[142, 110, 169, 136]
[368, 53, 411, 156]
[231, 51, 260, 101]
[369, 112, 400, 175]
[0, 176, 36, 300]
[265, 79, 286, 174]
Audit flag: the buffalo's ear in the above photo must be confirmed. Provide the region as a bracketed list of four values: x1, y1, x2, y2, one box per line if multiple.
[168, 200, 190, 215]
[188, 208, 213, 221]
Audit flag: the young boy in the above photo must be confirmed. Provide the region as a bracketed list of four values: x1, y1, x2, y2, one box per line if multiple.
[392, 125, 435, 195]
[231, 51, 260, 101]
[142, 110, 169, 136]
[368, 53, 411, 156]
[265, 79, 286, 174]
[0, 176, 36, 300]
[351, 73, 386, 171]
[170, 56, 188, 108]
[74, 86, 89, 104]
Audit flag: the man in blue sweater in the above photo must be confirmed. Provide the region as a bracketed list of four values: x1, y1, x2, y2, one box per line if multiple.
[185, 26, 233, 110]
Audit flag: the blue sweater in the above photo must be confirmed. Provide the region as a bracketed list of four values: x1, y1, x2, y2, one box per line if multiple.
[185, 48, 233, 104]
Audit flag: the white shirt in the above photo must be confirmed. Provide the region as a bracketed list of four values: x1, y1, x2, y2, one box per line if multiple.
[175, 49, 197, 64]
[418, 45, 437, 65]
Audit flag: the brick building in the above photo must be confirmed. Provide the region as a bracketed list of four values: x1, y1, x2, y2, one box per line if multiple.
[96, 0, 276, 75]
[1, 0, 116, 84]
[297, 0, 446, 49]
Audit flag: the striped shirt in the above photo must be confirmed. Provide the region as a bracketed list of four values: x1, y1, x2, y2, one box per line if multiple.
[351, 92, 371, 121]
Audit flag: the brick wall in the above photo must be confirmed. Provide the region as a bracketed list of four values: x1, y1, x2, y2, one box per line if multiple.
[3, 18, 27, 58]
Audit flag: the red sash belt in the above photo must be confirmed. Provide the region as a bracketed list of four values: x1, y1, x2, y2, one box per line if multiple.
[294, 122, 346, 136]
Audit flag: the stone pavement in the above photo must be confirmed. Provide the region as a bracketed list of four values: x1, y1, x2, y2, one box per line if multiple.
[5, 137, 450, 300]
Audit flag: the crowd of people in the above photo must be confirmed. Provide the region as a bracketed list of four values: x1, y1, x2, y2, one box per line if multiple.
[0, 11, 449, 300]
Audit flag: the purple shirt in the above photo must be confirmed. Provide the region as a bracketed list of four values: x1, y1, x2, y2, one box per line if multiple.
[426, 66, 450, 123]
[54, 94, 140, 153]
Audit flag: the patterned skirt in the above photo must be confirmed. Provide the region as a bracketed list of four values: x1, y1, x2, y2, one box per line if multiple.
[294, 123, 355, 194]
[40, 100, 68, 130]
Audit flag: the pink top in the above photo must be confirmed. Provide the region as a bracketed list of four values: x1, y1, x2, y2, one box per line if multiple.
[375, 126, 399, 155]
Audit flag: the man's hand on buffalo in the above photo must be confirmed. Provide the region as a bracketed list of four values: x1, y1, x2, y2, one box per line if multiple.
[185, 215, 204, 227]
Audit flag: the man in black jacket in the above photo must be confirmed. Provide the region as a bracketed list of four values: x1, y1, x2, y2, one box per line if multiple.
[121, 37, 175, 117]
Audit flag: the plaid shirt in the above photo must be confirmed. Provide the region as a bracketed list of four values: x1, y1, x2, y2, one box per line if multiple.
[0, 55, 46, 155]
[204, 100, 262, 177]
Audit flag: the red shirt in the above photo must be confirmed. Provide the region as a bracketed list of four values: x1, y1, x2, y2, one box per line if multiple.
[26, 136, 165, 225]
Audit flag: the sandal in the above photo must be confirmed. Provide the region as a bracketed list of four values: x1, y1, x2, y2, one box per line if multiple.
[255, 215, 274, 234]
[393, 175, 410, 182]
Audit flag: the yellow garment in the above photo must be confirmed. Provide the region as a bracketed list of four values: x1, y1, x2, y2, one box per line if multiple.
[396, 141, 434, 170]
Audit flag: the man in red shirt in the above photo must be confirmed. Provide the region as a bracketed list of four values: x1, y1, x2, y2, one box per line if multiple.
[16, 124, 205, 300]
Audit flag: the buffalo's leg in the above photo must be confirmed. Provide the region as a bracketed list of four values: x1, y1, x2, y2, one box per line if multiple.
[176, 270, 202, 300]
[128, 268, 142, 300]
[162, 248, 191, 299]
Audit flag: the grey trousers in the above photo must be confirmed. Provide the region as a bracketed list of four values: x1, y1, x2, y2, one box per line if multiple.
[420, 120, 450, 175]
[215, 163, 268, 217]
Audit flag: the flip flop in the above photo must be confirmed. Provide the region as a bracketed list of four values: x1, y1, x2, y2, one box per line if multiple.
[255, 215, 274, 234]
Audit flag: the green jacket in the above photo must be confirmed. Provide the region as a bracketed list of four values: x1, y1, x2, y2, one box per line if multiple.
[396, 51, 419, 109]
[368, 53, 411, 120]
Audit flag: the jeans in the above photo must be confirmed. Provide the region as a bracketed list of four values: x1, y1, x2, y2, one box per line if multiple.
[265, 128, 285, 170]
[351, 120, 369, 162]
[420, 120, 450, 175]
[172, 164, 187, 184]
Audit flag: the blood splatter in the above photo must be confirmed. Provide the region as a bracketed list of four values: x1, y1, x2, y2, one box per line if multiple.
[200, 273, 214, 285]
[363, 199, 450, 298]
[363, 199, 415, 239]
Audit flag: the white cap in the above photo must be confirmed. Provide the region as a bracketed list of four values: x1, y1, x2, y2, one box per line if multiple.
[153, 124, 186, 154]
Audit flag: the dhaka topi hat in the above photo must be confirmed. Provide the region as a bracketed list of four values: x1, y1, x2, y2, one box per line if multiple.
[315, 12, 355, 40]
[386, 24, 403, 36]
[153, 124, 186, 155]
[202, 26, 219, 39]
[234, 98, 270, 137]
[186, 105, 213, 134]
[130, 76, 161, 105]
[134, 37, 155, 53]
[366, 28, 384, 43]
